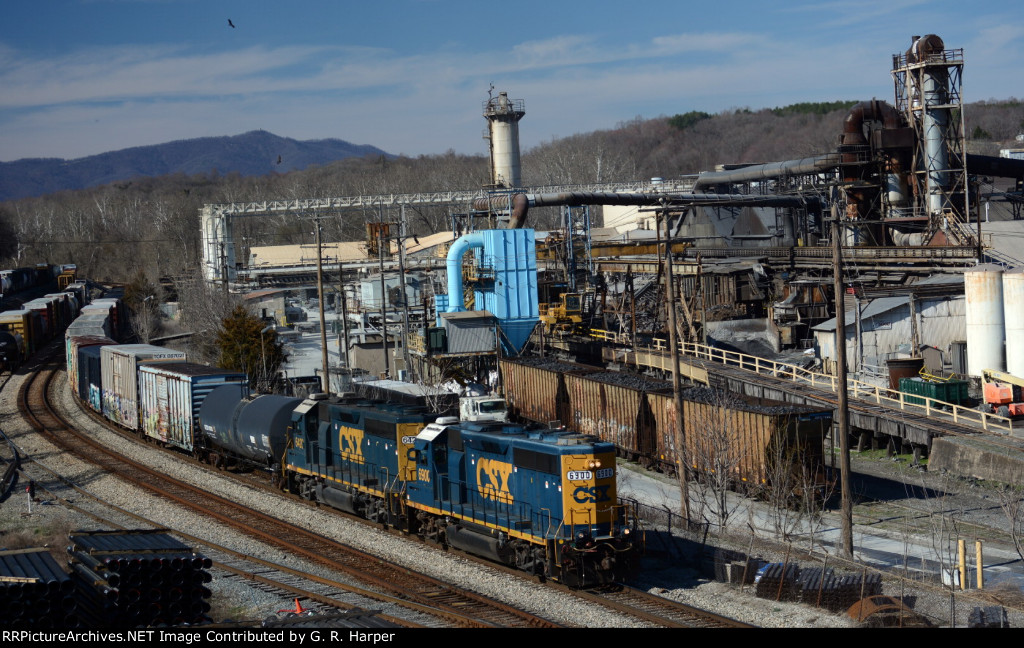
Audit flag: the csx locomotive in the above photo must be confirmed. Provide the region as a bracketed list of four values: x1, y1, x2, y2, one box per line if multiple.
[198, 388, 635, 587]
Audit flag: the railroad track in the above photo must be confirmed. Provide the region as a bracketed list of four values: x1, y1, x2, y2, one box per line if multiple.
[4, 455, 432, 627]
[15, 350, 761, 628]
[16, 355, 563, 628]
[573, 584, 754, 628]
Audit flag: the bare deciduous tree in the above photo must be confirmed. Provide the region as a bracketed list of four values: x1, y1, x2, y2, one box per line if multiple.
[996, 484, 1024, 563]
[174, 270, 244, 366]
[682, 391, 748, 534]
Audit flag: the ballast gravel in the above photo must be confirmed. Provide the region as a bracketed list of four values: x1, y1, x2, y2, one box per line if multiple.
[2, 368, 857, 627]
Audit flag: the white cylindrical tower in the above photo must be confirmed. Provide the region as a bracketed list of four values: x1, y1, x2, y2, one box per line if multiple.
[1004, 268, 1024, 376]
[965, 265, 1005, 377]
[483, 92, 525, 188]
[201, 205, 235, 283]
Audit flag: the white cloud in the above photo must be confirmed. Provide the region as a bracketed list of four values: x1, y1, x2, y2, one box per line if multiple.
[1, 13, 1020, 162]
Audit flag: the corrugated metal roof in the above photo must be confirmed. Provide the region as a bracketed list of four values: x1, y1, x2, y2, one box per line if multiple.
[403, 230, 457, 256]
[250, 242, 369, 268]
[814, 296, 908, 332]
[441, 310, 496, 322]
[244, 288, 289, 300]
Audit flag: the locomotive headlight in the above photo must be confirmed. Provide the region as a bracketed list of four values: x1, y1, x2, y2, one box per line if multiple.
[587, 459, 602, 469]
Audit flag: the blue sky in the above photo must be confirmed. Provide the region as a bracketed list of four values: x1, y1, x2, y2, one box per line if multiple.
[1, 0, 1021, 162]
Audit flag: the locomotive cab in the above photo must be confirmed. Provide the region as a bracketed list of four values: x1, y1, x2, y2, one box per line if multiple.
[406, 422, 635, 587]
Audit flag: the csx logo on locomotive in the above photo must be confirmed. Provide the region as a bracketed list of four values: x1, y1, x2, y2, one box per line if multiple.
[477, 457, 513, 504]
[572, 485, 612, 504]
[338, 425, 365, 463]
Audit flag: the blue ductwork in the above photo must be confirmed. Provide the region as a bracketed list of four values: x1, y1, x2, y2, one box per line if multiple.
[446, 231, 486, 312]
[442, 229, 538, 354]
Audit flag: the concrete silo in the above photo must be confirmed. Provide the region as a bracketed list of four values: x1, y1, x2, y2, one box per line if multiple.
[965, 265, 1005, 376]
[1004, 268, 1024, 377]
[483, 92, 525, 189]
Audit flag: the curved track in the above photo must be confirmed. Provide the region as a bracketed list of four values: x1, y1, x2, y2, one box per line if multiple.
[16, 347, 760, 628]
[17, 354, 562, 628]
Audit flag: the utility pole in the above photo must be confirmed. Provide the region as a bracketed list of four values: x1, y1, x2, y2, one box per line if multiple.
[398, 205, 413, 381]
[377, 208, 390, 379]
[831, 196, 854, 559]
[337, 259, 350, 378]
[661, 211, 690, 525]
[314, 216, 329, 394]
[219, 242, 228, 295]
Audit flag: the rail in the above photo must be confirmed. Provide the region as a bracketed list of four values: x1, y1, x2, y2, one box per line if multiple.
[593, 330, 1015, 435]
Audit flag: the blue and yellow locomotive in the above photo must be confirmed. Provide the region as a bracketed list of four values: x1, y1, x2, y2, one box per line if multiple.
[406, 419, 634, 587]
[280, 394, 634, 587]
[283, 394, 435, 525]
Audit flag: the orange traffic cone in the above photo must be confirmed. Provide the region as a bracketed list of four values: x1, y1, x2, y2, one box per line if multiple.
[278, 598, 306, 614]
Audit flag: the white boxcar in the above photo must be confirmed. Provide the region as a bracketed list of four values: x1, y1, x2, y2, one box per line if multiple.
[100, 345, 186, 429]
[138, 362, 248, 453]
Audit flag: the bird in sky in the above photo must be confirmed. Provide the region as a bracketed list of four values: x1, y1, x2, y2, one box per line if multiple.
[228, 19, 236, 28]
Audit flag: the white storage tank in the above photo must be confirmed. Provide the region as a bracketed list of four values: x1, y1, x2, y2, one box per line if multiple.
[965, 265, 1005, 376]
[1004, 268, 1024, 377]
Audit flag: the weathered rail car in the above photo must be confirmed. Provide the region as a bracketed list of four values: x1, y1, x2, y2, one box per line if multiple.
[138, 362, 248, 454]
[565, 371, 669, 464]
[100, 344, 187, 430]
[500, 360, 833, 492]
[647, 389, 832, 491]
[66, 334, 116, 397]
[499, 357, 600, 427]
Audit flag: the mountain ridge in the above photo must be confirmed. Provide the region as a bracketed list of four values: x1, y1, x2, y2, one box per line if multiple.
[0, 130, 390, 202]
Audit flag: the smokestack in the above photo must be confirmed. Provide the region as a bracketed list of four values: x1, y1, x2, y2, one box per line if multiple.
[483, 91, 525, 188]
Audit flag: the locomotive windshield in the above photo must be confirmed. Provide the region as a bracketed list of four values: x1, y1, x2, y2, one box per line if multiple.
[478, 400, 506, 414]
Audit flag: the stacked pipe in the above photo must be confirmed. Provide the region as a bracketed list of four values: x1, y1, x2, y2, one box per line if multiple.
[0, 548, 78, 628]
[794, 566, 882, 612]
[753, 563, 801, 601]
[968, 606, 1009, 628]
[67, 530, 212, 627]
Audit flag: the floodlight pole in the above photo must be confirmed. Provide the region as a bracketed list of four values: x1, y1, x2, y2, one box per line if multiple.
[315, 216, 329, 393]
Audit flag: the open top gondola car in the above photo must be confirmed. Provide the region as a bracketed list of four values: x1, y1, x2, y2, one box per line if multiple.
[406, 420, 634, 587]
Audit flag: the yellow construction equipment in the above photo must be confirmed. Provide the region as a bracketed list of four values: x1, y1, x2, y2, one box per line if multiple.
[539, 292, 582, 333]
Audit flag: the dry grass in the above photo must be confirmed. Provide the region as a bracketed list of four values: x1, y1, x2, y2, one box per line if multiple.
[973, 581, 1024, 610]
[0, 517, 77, 564]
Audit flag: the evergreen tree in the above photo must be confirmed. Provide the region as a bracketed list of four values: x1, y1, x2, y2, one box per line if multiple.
[217, 305, 286, 392]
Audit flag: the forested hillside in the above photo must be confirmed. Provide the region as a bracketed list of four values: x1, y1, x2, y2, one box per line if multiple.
[1, 100, 1021, 286]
